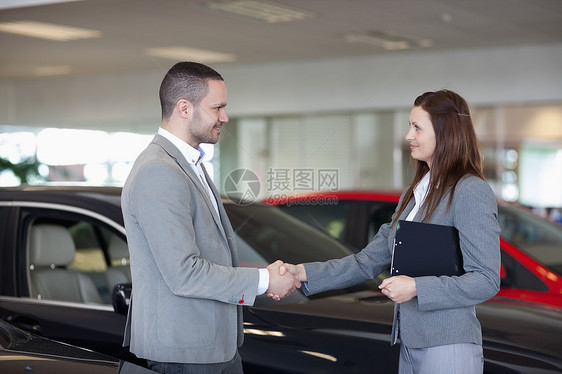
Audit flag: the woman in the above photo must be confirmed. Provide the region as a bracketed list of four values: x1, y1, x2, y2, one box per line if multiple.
[279, 90, 501, 373]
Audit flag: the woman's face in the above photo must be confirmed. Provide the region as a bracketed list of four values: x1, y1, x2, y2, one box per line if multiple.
[406, 106, 436, 169]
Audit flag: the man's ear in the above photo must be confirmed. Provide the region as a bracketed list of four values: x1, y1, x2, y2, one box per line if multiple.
[176, 99, 191, 118]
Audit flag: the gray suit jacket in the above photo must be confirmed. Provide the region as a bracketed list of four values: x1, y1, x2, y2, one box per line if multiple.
[121, 134, 259, 364]
[303, 175, 500, 348]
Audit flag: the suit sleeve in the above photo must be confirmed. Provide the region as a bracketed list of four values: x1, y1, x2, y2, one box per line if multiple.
[415, 177, 501, 311]
[301, 189, 411, 295]
[127, 158, 259, 306]
[303, 223, 394, 295]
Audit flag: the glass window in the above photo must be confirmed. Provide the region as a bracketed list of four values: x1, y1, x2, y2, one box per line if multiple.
[277, 202, 351, 241]
[24, 212, 129, 305]
[368, 203, 398, 241]
[501, 250, 547, 291]
[68, 221, 108, 273]
[498, 205, 562, 276]
[229, 204, 353, 265]
[227, 203, 383, 300]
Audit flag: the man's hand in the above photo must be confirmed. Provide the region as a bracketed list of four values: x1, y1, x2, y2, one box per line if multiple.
[378, 275, 417, 304]
[266, 260, 301, 301]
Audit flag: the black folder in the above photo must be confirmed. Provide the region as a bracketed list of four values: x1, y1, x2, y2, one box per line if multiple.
[390, 220, 464, 277]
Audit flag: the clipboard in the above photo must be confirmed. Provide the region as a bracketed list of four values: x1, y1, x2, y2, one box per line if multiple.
[390, 220, 464, 277]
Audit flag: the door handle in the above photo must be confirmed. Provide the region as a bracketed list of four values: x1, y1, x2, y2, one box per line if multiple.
[6, 315, 42, 334]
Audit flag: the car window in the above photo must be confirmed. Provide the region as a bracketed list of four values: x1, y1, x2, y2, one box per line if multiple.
[367, 203, 398, 241]
[23, 210, 129, 305]
[500, 250, 548, 291]
[227, 203, 383, 300]
[498, 205, 562, 276]
[229, 204, 354, 264]
[68, 221, 109, 273]
[276, 202, 351, 240]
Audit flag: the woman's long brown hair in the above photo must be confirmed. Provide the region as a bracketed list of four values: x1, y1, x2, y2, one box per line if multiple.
[392, 90, 484, 225]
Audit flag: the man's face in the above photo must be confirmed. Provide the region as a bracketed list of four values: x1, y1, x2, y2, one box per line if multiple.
[189, 80, 228, 147]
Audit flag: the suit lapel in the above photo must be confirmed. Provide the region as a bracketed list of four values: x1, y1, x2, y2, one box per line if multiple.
[401, 197, 418, 221]
[200, 164, 228, 236]
[152, 135, 228, 242]
[200, 164, 239, 266]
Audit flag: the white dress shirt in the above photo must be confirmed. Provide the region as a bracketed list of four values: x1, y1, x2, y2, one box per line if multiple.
[406, 172, 430, 221]
[157, 128, 269, 294]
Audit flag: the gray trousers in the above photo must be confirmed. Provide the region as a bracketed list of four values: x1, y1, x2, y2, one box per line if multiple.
[147, 351, 243, 374]
[399, 343, 484, 374]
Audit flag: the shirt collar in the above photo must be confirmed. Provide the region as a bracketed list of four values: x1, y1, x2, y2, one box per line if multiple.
[413, 172, 430, 204]
[158, 127, 204, 165]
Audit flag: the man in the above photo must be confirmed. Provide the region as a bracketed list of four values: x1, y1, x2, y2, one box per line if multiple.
[121, 61, 299, 373]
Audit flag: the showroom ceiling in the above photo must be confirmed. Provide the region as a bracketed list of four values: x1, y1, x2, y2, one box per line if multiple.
[0, 0, 561, 80]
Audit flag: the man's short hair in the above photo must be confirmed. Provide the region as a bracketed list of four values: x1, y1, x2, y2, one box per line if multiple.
[159, 62, 224, 120]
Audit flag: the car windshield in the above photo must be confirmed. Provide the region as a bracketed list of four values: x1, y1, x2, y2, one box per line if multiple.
[225, 203, 383, 298]
[227, 203, 355, 265]
[498, 204, 562, 276]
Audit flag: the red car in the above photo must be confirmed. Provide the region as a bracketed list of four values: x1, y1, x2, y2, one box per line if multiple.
[265, 190, 562, 309]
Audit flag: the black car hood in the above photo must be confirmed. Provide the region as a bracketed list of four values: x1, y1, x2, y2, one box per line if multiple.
[251, 291, 395, 343]
[0, 320, 118, 373]
[250, 291, 562, 362]
[0, 320, 153, 374]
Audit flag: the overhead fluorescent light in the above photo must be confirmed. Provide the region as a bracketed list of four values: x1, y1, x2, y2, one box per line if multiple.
[0, 0, 83, 11]
[203, 0, 315, 23]
[0, 20, 101, 41]
[346, 30, 433, 51]
[34, 65, 71, 77]
[347, 32, 410, 50]
[145, 46, 236, 63]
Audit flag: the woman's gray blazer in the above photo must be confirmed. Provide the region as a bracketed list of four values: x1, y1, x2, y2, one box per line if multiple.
[302, 175, 501, 348]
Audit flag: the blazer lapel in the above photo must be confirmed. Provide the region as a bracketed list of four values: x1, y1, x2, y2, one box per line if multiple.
[152, 135, 228, 241]
[200, 164, 229, 238]
[400, 197, 418, 221]
[200, 165, 239, 266]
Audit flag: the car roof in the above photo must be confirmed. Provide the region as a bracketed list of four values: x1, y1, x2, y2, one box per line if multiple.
[264, 190, 402, 205]
[0, 185, 124, 225]
[0, 185, 122, 200]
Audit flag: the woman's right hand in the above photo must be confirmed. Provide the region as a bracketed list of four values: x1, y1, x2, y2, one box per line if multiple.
[280, 263, 308, 283]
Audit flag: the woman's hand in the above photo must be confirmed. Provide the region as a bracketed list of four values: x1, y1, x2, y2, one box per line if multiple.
[279, 263, 308, 282]
[379, 275, 417, 304]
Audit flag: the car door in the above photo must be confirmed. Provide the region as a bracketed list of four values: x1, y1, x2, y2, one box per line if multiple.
[0, 202, 130, 360]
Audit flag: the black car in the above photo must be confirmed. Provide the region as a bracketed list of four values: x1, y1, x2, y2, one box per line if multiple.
[0, 319, 153, 373]
[0, 186, 561, 373]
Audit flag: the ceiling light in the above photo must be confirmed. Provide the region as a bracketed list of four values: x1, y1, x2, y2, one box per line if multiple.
[347, 32, 410, 50]
[346, 30, 433, 51]
[203, 0, 315, 23]
[441, 13, 453, 23]
[0, 20, 101, 41]
[34, 65, 71, 77]
[0, 0, 83, 11]
[145, 46, 236, 63]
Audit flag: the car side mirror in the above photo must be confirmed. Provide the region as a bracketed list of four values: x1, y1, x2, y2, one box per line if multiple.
[113, 283, 132, 315]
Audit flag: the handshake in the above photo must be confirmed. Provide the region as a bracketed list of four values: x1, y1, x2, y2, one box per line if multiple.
[265, 260, 308, 301]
